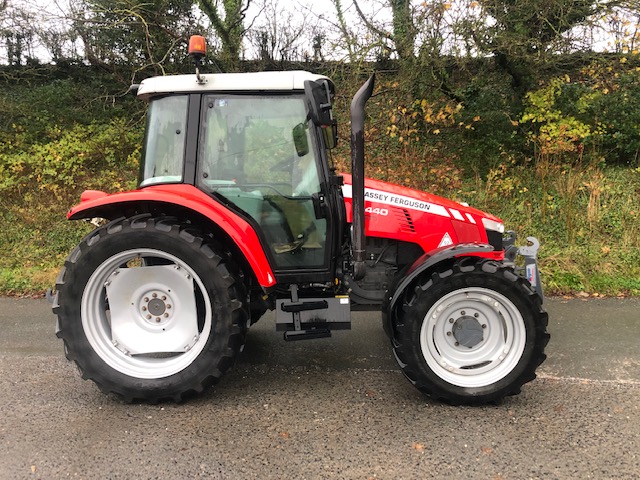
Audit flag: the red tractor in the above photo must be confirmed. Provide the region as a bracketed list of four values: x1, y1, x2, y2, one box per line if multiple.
[53, 37, 549, 405]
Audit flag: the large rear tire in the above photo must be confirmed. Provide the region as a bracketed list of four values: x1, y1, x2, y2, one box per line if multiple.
[53, 215, 248, 403]
[392, 257, 549, 405]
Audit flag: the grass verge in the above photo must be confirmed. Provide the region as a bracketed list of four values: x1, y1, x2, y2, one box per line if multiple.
[0, 165, 638, 297]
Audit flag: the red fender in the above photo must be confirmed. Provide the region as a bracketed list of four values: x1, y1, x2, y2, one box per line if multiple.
[67, 184, 277, 288]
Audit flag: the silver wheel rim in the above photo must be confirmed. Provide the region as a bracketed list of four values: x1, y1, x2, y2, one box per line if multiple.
[81, 248, 212, 379]
[420, 287, 526, 388]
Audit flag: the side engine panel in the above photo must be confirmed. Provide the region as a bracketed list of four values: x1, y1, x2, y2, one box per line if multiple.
[347, 237, 423, 309]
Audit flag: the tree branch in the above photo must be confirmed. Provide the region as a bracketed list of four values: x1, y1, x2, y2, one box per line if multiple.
[352, 0, 393, 40]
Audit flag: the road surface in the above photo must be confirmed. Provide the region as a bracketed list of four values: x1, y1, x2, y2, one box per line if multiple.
[0, 297, 638, 479]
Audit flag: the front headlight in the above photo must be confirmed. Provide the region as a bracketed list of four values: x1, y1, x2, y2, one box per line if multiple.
[482, 218, 505, 233]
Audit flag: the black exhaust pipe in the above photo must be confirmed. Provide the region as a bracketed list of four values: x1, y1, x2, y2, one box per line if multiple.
[350, 74, 375, 280]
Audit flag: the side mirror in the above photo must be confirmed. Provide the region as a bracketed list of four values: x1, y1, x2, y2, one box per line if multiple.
[304, 79, 338, 149]
[292, 123, 309, 157]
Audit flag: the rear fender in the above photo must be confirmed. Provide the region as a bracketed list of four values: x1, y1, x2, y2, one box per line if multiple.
[67, 185, 277, 288]
[382, 243, 494, 338]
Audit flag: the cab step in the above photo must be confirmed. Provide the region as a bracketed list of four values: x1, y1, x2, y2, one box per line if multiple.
[283, 328, 332, 341]
[275, 285, 351, 336]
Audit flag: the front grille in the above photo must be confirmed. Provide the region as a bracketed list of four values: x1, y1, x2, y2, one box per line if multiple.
[486, 229, 503, 251]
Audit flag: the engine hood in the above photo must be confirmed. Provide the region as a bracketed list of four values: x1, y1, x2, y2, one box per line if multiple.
[341, 174, 502, 224]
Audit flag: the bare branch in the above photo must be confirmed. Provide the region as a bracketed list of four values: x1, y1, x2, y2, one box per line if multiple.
[352, 0, 392, 40]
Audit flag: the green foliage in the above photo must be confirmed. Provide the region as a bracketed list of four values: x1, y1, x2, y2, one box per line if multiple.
[521, 76, 593, 160]
[477, 0, 600, 94]
[0, 119, 140, 203]
[0, 68, 142, 206]
[2, 61, 640, 296]
[480, 0, 596, 47]
[0, 71, 140, 136]
[460, 162, 640, 296]
[0, 115, 140, 296]
[0, 67, 143, 295]
[519, 60, 640, 166]
[198, 0, 248, 72]
[451, 72, 524, 172]
[0, 207, 94, 295]
[77, 0, 206, 82]
[581, 62, 640, 164]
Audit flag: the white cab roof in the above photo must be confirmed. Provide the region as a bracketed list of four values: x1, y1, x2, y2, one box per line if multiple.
[137, 70, 331, 99]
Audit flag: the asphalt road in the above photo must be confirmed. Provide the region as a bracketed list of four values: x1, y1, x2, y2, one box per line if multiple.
[0, 297, 638, 479]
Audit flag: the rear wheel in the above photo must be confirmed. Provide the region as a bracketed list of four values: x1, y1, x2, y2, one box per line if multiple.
[53, 215, 248, 402]
[393, 257, 549, 405]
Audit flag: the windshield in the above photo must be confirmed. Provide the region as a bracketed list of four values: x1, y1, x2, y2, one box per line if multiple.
[139, 95, 189, 187]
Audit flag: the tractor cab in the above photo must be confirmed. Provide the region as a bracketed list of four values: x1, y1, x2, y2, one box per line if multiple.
[137, 70, 345, 285]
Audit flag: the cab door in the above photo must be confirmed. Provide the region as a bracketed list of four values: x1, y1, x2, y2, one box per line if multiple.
[196, 93, 340, 283]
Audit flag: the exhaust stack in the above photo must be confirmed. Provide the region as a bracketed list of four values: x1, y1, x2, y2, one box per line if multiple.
[350, 74, 375, 280]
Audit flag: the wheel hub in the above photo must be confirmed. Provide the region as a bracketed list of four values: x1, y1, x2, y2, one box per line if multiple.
[147, 298, 166, 316]
[105, 264, 200, 355]
[139, 291, 173, 325]
[451, 315, 484, 348]
[420, 287, 527, 388]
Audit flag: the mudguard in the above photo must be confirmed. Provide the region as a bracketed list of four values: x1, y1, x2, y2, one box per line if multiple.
[382, 243, 494, 338]
[67, 184, 277, 288]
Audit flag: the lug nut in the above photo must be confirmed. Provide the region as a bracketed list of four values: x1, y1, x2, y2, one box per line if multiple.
[161, 296, 166, 301]
[144, 297, 149, 302]
[156, 317, 161, 323]
[146, 314, 151, 319]
[449, 318, 454, 323]
[164, 313, 169, 318]
[152, 293, 157, 298]
[142, 306, 147, 311]
[482, 324, 487, 329]
[474, 313, 479, 318]
[447, 332, 452, 336]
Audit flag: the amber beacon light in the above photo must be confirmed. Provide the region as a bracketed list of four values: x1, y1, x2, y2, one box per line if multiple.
[188, 35, 207, 83]
[188, 35, 207, 57]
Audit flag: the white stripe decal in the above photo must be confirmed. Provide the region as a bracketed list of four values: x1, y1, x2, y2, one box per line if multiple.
[342, 185, 450, 218]
[465, 213, 476, 224]
[449, 208, 465, 221]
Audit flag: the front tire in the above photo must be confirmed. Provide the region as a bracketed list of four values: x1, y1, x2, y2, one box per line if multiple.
[53, 215, 248, 402]
[392, 257, 549, 405]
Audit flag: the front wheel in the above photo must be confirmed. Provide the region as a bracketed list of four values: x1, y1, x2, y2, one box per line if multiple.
[53, 215, 248, 403]
[392, 258, 549, 405]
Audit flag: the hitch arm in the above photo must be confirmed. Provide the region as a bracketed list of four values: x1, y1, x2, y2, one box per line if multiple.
[504, 232, 544, 301]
